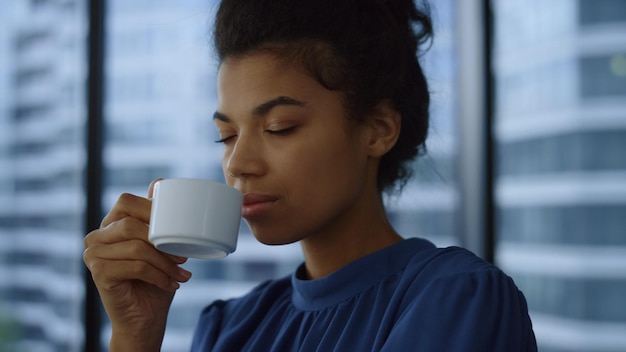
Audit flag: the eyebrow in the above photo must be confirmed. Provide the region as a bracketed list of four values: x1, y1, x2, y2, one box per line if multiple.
[213, 96, 305, 122]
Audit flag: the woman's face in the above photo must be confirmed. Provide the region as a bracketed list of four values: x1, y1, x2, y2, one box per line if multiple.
[215, 53, 376, 245]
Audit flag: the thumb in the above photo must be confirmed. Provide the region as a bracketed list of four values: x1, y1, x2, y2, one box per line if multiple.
[148, 178, 164, 199]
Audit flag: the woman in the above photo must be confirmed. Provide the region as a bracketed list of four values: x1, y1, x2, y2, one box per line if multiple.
[83, 0, 537, 350]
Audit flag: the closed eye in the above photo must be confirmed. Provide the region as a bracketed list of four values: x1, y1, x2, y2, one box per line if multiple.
[215, 135, 236, 144]
[266, 126, 297, 136]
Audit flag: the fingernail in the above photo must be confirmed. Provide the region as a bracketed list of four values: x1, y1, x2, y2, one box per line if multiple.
[173, 256, 188, 264]
[178, 268, 192, 280]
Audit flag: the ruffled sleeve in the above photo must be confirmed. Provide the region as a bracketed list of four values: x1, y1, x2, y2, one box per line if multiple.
[190, 300, 226, 350]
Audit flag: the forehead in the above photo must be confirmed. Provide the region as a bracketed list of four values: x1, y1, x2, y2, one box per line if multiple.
[218, 53, 307, 88]
[216, 53, 327, 112]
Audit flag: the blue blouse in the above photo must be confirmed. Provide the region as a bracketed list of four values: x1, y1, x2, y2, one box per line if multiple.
[191, 238, 537, 351]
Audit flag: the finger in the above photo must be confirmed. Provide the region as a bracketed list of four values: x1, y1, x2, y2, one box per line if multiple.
[89, 215, 150, 245]
[86, 239, 192, 283]
[100, 193, 152, 228]
[165, 254, 188, 265]
[148, 178, 164, 199]
[87, 257, 183, 292]
[85, 217, 189, 265]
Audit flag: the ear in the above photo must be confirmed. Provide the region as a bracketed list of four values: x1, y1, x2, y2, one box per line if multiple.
[365, 99, 401, 157]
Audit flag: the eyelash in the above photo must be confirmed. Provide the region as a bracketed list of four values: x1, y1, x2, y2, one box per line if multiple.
[214, 136, 235, 144]
[266, 126, 297, 136]
[214, 127, 297, 144]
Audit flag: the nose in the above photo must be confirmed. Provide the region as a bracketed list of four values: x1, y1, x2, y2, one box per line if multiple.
[224, 133, 266, 180]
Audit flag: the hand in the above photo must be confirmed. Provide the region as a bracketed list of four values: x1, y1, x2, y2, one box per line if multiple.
[83, 180, 192, 351]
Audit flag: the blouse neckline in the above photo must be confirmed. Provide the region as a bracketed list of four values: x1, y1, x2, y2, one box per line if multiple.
[291, 237, 435, 310]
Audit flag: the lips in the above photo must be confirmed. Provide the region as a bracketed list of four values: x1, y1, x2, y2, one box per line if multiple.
[241, 193, 279, 219]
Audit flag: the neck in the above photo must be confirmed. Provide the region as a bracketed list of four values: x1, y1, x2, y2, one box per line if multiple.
[299, 191, 402, 280]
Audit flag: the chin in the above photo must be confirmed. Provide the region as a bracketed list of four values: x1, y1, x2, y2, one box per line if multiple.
[249, 227, 302, 246]
[253, 234, 300, 246]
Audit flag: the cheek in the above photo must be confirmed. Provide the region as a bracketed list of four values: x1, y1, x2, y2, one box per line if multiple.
[279, 134, 365, 192]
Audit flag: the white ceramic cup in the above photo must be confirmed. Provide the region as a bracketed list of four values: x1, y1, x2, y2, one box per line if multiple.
[148, 178, 243, 259]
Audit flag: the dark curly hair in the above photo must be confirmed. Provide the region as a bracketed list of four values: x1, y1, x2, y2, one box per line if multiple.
[214, 0, 433, 192]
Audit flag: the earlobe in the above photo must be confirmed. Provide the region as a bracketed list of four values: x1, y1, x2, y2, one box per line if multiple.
[367, 99, 401, 157]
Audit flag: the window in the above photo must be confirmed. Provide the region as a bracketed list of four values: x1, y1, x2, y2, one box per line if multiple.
[579, 0, 626, 25]
[493, 0, 626, 350]
[0, 2, 87, 351]
[498, 205, 626, 245]
[2, 1, 625, 351]
[498, 131, 626, 176]
[580, 54, 626, 98]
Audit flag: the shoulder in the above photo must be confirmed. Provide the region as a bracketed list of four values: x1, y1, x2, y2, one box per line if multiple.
[391, 238, 495, 278]
[397, 244, 517, 293]
[407, 245, 494, 275]
[399, 245, 526, 313]
[386, 245, 537, 351]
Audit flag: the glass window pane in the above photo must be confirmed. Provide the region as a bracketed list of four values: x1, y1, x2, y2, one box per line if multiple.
[579, 0, 626, 25]
[580, 54, 626, 98]
[493, 0, 626, 350]
[387, 0, 461, 248]
[0, 1, 87, 351]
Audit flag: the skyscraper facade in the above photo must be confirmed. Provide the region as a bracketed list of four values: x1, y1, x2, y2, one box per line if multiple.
[492, 0, 626, 351]
[0, 1, 87, 351]
[12, 0, 621, 351]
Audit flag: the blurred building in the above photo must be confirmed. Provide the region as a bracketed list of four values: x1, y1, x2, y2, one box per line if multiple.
[387, 0, 461, 249]
[5, 1, 622, 352]
[492, 0, 626, 351]
[0, 1, 87, 351]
